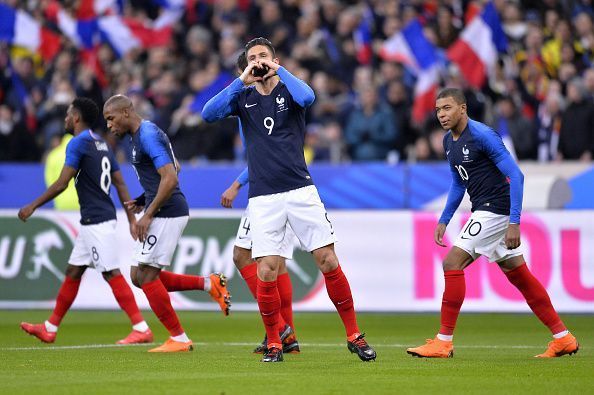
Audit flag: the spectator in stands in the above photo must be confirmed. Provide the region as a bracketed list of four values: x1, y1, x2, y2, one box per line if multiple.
[558, 78, 594, 161]
[344, 86, 397, 161]
[494, 96, 537, 160]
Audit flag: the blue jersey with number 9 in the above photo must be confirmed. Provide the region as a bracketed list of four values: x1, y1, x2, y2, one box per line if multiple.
[64, 129, 118, 225]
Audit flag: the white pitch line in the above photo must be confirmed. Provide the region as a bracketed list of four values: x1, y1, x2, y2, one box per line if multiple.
[1, 342, 543, 351]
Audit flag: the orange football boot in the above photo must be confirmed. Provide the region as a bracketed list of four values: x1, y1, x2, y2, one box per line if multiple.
[208, 273, 231, 316]
[535, 333, 579, 358]
[407, 338, 454, 358]
[148, 338, 193, 353]
[116, 329, 154, 345]
[20, 322, 56, 343]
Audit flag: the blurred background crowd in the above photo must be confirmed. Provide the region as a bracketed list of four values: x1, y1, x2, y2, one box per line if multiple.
[0, 0, 593, 165]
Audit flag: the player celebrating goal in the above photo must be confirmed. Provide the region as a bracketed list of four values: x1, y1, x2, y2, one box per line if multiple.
[18, 97, 153, 345]
[203, 37, 376, 362]
[220, 51, 299, 354]
[103, 94, 230, 352]
[407, 88, 579, 359]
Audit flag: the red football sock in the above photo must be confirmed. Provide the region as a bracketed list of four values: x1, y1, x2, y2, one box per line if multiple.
[239, 262, 258, 299]
[108, 274, 144, 325]
[505, 263, 567, 334]
[277, 272, 294, 330]
[141, 279, 183, 336]
[48, 276, 81, 326]
[257, 279, 282, 345]
[439, 270, 465, 336]
[323, 265, 360, 337]
[159, 271, 205, 292]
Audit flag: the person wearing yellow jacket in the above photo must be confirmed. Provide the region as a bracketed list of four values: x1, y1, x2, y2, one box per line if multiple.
[44, 133, 79, 210]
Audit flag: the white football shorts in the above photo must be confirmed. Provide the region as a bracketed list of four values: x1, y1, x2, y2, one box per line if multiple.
[454, 210, 523, 263]
[234, 207, 298, 260]
[248, 185, 336, 258]
[133, 216, 189, 268]
[69, 220, 119, 272]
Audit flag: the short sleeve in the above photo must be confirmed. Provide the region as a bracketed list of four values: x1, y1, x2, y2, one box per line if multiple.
[64, 136, 83, 169]
[109, 149, 120, 173]
[140, 127, 173, 170]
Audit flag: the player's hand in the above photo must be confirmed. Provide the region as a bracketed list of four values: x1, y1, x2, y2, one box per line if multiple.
[18, 205, 35, 222]
[136, 214, 153, 243]
[240, 61, 263, 85]
[434, 223, 447, 247]
[257, 59, 280, 80]
[505, 223, 521, 249]
[124, 199, 144, 214]
[129, 221, 139, 241]
[221, 183, 241, 208]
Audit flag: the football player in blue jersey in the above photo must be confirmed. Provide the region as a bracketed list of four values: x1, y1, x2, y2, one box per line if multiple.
[407, 88, 578, 359]
[203, 38, 376, 363]
[18, 98, 154, 345]
[103, 94, 230, 353]
[220, 51, 300, 355]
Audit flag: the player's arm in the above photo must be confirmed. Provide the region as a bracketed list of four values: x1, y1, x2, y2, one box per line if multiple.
[111, 170, 139, 241]
[480, 129, 524, 249]
[18, 166, 77, 222]
[221, 167, 248, 208]
[259, 59, 315, 108]
[202, 78, 243, 122]
[435, 168, 466, 246]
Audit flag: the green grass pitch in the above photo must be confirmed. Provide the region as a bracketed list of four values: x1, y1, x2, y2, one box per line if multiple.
[1, 310, 592, 394]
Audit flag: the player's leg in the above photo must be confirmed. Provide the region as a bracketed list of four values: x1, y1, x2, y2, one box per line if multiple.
[157, 270, 231, 316]
[498, 255, 578, 357]
[277, 259, 299, 353]
[249, 194, 288, 362]
[407, 246, 473, 358]
[134, 216, 193, 352]
[101, 269, 153, 344]
[256, 255, 284, 362]
[285, 186, 374, 361]
[20, 264, 86, 343]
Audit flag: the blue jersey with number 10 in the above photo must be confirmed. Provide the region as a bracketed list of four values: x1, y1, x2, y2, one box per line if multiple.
[130, 120, 188, 218]
[64, 130, 118, 225]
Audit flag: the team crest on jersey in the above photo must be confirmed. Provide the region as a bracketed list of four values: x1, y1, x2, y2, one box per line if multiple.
[462, 145, 472, 163]
[132, 147, 137, 162]
[276, 95, 287, 112]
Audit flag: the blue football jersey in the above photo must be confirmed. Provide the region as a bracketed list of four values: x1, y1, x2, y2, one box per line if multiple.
[130, 121, 188, 218]
[443, 119, 511, 216]
[64, 130, 118, 225]
[233, 82, 313, 198]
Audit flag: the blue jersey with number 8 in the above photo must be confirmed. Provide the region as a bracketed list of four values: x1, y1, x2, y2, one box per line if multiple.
[64, 129, 118, 225]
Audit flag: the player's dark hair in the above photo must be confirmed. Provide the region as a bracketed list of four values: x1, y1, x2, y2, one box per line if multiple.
[245, 37, 275, 58]
[236, 51, 248, 72]
[436, 88, 466, 105]
[72, 97, 99, 127]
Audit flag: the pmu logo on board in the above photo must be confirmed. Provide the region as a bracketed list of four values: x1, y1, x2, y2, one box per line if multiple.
[170, 218, 323, 304]
[0, 217, 74, 300]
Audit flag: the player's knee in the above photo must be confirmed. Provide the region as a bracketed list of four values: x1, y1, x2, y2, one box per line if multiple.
[233, 246, 251, 269]
[442, 260, 465, 271]
[65, 265, 86, 280]
[129, 267, 141, 288]
[315, 248, 339, 273]
[101, 269, 121, 282]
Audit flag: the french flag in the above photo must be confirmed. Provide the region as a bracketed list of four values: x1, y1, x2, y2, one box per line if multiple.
[0, 4, 61, 61]
[380, 20, 442, 124]
[354, 6, 374, 65]
[447, 2, 507, 89]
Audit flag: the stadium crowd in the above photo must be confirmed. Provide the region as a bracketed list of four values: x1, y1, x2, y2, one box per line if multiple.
[0, 0, 593, 164]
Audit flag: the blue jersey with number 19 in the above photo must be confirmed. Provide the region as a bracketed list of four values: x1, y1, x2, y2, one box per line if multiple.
[130, 120, 189, 218]
[64, 129, 118, 225]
